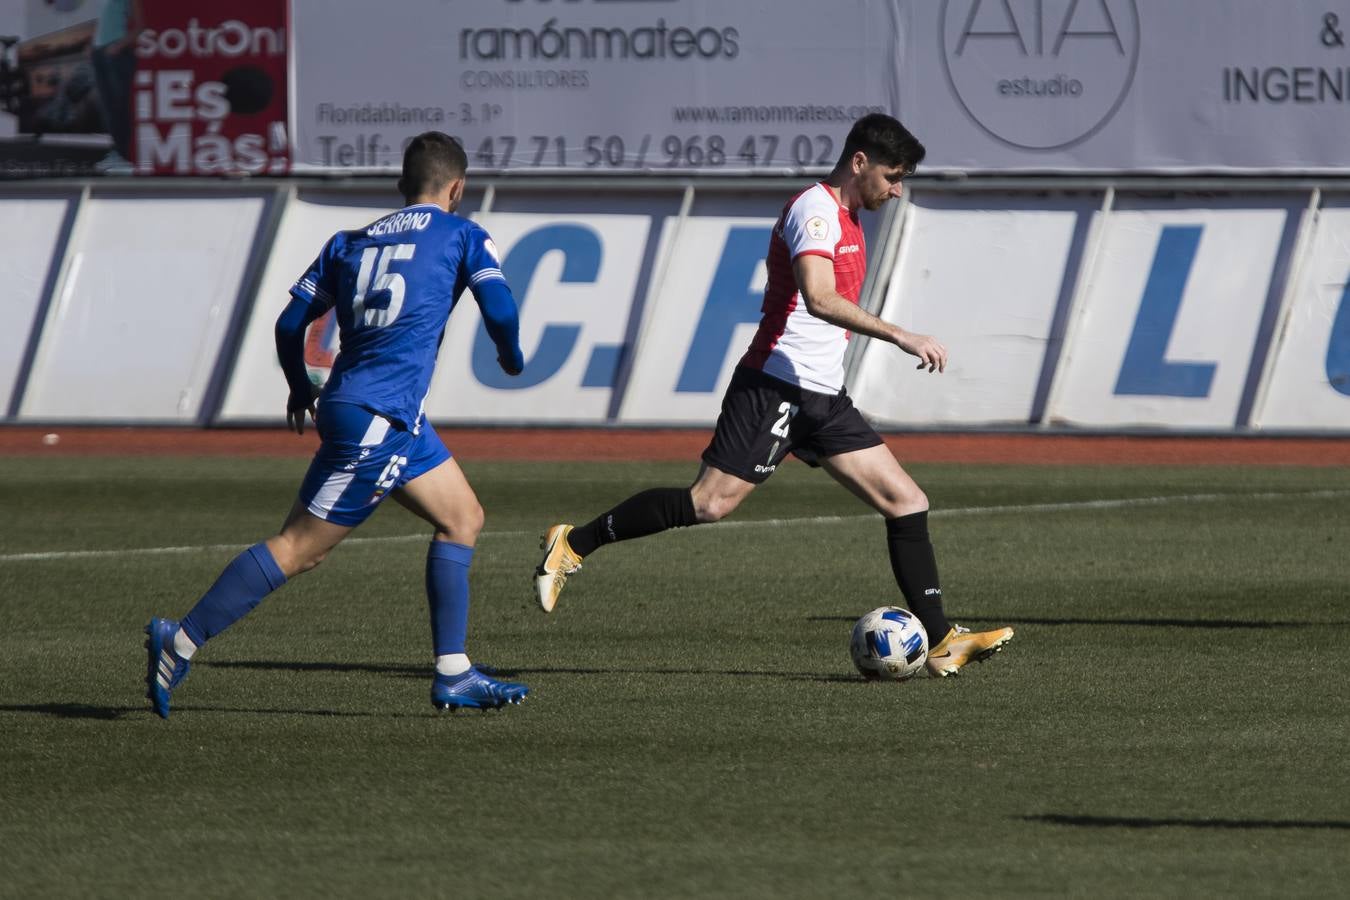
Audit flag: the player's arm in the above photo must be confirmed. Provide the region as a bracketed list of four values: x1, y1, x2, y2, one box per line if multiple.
[275, 295, 327, 434]
[277, 239, 339, 434]
[464, 227, 524, 375]
[471, 280, 525, 375]
[794, 254, 947, 373]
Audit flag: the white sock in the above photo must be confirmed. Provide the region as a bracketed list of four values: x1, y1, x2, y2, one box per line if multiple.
[173, 628, 198, 660]
[435, 653, 472, 676]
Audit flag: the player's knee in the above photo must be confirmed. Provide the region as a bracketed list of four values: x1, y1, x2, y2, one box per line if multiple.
[882, 485, 928, 519]
[466, 501, 486, 537]
[270, 537, 327, 576]
[693, 492, 739, 523]
[438, 501, 484, 543]
[299, 549, 330, 573]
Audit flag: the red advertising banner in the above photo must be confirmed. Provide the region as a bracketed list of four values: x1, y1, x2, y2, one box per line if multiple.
[131, 0, 289, 175]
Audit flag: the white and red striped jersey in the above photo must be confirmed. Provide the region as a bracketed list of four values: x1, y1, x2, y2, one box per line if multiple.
[740, 182, 865, 394]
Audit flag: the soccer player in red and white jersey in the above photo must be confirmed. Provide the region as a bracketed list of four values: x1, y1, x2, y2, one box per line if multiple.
[535, 114, 1013, 677]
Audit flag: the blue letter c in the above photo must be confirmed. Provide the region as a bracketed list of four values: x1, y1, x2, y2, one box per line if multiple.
[472, 224, 602, 390]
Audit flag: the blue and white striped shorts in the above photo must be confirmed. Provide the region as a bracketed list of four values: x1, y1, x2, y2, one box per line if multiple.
[297, 401, 451, 526]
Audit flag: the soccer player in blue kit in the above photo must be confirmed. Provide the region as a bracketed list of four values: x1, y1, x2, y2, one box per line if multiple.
[144, 132, 529, 717]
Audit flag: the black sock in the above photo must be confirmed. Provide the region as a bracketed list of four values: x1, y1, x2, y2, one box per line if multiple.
[885, 511, 950, 643]
[567, 487, 699, 557]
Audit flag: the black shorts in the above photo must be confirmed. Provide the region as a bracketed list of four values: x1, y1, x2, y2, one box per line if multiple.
[701, 366, 884, 484]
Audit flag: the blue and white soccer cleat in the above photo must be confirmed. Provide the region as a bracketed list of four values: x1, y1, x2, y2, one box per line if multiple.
[430, 667, 528, 711]
[144, 617, 191, 719]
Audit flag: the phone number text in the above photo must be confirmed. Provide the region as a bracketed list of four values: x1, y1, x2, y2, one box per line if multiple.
[471, 133, 837, 168]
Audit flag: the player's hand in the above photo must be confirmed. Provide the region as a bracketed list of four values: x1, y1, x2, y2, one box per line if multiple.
[286, 386, 319, 435]
[896, 330, 947, 373]
[498, 349, 524, 377]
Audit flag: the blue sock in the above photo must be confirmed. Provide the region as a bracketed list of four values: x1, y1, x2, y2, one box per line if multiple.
[180, 543, 287, 646]
[426, 541, 474, 656]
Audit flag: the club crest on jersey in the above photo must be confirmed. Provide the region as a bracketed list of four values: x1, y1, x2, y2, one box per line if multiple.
[805, 216, 829, 240]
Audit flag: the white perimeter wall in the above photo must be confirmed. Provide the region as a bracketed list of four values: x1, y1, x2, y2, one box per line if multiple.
[2, 181, 1347, 432]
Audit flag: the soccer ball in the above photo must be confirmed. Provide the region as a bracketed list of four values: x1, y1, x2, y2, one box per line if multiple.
[850, 606, 928, 680]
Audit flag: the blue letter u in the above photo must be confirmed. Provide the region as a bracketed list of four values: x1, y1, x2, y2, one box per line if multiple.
[1327, 275, 1350, 397]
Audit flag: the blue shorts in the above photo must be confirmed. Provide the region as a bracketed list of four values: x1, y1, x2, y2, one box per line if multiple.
[297, 401, 452, 527]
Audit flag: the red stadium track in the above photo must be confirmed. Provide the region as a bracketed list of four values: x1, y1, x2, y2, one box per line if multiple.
[1, 426, 1348, 465]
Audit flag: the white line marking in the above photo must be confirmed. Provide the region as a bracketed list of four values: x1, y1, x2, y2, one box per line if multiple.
[0, 533, 448, 563]
[708, 489, 1350, 530]
[2, 490, 1346, 564]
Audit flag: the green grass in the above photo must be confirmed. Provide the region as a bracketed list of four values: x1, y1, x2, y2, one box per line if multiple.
[2, 456, 1349, 897]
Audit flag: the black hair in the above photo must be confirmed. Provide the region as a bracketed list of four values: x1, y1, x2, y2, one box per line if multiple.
[836, 113, 926, 175]
[398, 132, 467, 201]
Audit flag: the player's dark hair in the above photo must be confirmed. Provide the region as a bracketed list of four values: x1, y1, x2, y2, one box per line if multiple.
[398, 131, 467, 201]
[837, 114, 926, 175]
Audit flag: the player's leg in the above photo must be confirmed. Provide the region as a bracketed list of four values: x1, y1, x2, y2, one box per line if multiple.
[535, 367, 786, 613]
[145, 502, 352, 719]
[392, 432, 527, 709]
[186, 501, 350, 644]
[817, 442, 946, 631]
[392, 455, 484, 674]
[177, 428, 374, 652]
[563, 462, 755, 557]
[145, 402, 385, 718]
[534, 469, 740, 614]
[820, 442, 1013, 676]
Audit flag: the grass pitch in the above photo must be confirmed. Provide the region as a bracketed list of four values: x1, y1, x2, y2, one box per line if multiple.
[1, 454, 1348, 897]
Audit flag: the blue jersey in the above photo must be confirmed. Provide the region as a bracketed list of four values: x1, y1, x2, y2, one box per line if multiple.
[289, 204, 506, 431]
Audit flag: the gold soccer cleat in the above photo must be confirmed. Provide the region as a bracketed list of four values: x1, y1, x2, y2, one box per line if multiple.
[925, 624, 1014, 677]
[534, 524, 583, 613]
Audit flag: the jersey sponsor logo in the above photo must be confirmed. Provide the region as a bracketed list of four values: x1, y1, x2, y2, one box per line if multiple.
[753, 463, 777, 474]
[805, 215, 829, 240]
[837, 243, 860, 254]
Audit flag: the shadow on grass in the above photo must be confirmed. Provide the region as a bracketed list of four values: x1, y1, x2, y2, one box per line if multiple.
[174, 705, 433, 719]
[508, 666, 860, 684]
[0, 701, 448, 720]
[807, 615, 1347, 630]
[201, 659, 860, 684]
[203, 659, 423, 677]
[1021, 813, 1350, 831]
[0, 703, 140, 720]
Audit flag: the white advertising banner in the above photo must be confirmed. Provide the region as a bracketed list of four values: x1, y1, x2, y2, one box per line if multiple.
[291, 0, 897, 174]
[619, 216, 774, 425]
[904, 0, 1350, 172]
[852, 197, 1089, 426]
[1256, 205, 1350, 430]
[423, 212, 650, 423]
[287, 0, 1350, 174]
[19, 193, 266, 422]
[1049, 205, 1292, 429]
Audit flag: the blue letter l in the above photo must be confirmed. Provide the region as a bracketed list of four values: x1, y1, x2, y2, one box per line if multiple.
[1114, 225, 1217, 398]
